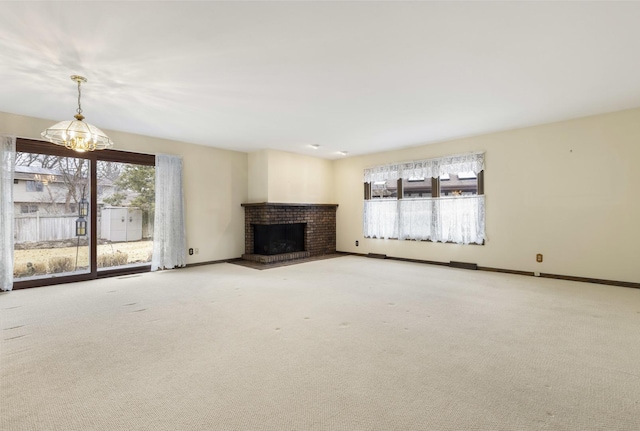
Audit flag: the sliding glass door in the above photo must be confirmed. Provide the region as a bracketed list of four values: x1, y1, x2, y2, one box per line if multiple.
[13, 138, 155, 289]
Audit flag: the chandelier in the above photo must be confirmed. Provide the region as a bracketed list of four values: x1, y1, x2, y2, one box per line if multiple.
[41, 75, 114, 152]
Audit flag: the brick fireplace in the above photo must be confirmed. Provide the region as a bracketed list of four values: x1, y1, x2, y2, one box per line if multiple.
[241, 202, 338, 264]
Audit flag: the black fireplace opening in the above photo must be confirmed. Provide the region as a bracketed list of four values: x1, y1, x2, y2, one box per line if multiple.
[253, 223, 305, 255]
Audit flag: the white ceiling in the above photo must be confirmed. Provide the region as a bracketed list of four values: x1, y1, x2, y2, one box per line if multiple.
[1, 1, 640, 159]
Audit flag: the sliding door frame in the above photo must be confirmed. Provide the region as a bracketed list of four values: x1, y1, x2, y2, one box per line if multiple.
[13, 138, 155, 290]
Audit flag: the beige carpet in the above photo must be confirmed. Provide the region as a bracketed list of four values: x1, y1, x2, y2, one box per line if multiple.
[1, 256, 639, 430]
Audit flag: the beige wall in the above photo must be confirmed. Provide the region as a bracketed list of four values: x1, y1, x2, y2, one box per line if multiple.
[1, 111, 248, 264]
[247, 149, 335, 204]
[247, 150, 269, 202]
[333, 108, 640, 284]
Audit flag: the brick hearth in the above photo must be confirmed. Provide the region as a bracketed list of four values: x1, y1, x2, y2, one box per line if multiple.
[241, 202, 338, 261]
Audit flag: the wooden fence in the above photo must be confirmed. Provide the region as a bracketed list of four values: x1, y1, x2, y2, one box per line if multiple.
[15, 213, 152, 243]
[14, 213, 80, 243]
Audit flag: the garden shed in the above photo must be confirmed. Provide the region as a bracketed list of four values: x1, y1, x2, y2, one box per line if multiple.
[100, 207, 143, 242]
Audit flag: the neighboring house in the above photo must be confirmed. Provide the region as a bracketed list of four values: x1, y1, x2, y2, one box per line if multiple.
[14, 165, 122, 215]
[13, 166, 74, 215]
[371, 172, 480, 199]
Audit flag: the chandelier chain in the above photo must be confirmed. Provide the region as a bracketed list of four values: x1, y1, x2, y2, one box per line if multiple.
[77, 79, 83, 115]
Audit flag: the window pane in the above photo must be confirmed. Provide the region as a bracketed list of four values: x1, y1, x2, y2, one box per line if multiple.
[402, 177, 432, 198]
[26, 180, 44, 192]
[13, 152, 91, 279]
[97, 161, 155, 270]
[371, 180, 397, 199]
[440, 172, 478, 196]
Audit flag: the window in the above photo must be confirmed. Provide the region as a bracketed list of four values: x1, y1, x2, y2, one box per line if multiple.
[20, 205, 38, 213]
[371, 180, 397, 199]
[97, 161, 155, 271]
[440, 172, 479, 196]
[403, 177, 433, 198]
[363, 152, 485, 245]
[26, 180, 44, 192]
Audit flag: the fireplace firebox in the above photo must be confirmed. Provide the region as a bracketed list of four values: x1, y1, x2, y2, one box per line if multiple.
[253, 223, 305, 256]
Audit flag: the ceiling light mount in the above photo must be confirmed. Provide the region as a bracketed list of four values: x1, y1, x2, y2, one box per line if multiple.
[41, 75, 114, 152]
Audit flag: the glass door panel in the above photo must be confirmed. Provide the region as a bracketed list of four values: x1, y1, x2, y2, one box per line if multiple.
[13, 152, 91, 280]
[96, 161, 154, 271]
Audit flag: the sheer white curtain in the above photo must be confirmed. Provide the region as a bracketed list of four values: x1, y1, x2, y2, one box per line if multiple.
[373, 196, 484, 244]
[363, 200, 398, 239]
[1, 135, 16, 291]
[434, 195, 485, 245]
[151, 154, 186, 271]
[398, 198, 435, 241]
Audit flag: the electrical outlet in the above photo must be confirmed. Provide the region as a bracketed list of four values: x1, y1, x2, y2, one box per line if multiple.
[355, 240, 359, 246]
[188, 248, 194, 256]
[195, 248, 199, 254]
[536, 253, 543, 263]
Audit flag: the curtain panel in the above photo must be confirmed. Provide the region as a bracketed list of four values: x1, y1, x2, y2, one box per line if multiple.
[363, 152, 484, 183]
[152, 154, 187, 271]
[1, 135, 16, 291]
[363, 200, 399, 239]
[364, 196, 485, 245]
[398, 199, 436, 241]
[434, 196, 485, 245]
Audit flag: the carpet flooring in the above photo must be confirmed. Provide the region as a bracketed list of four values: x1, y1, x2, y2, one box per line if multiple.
[1, 256, 639, 430]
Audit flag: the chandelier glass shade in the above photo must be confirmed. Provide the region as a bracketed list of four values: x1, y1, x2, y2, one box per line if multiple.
[41, 75, 114, 152]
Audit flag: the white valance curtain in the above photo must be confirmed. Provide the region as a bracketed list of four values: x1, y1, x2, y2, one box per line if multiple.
[151, 154, 187, 271]
[1, 135, 16, 291]
[364, 196, 485, 245]
[363, 152, 484, 183]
